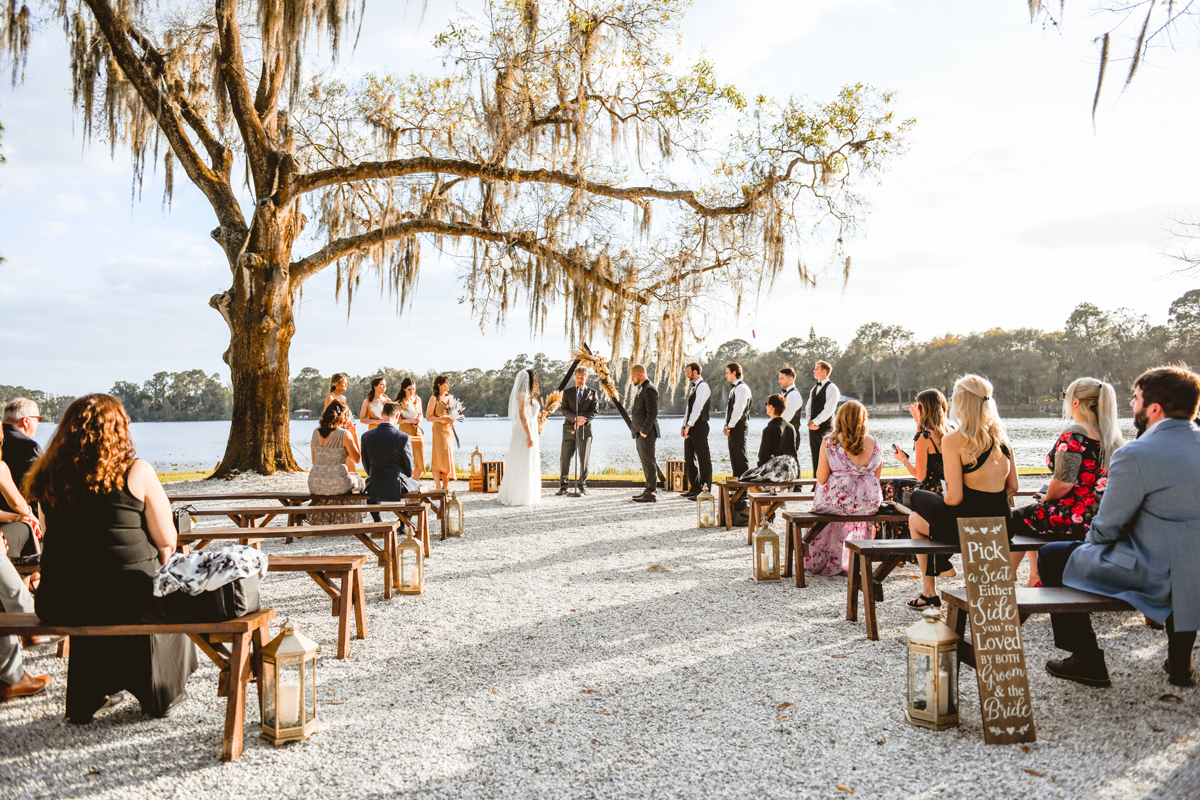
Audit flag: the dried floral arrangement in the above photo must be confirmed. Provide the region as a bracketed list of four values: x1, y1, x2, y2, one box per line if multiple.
[537, 391, 563, 433]
[572, 343, 620, 401]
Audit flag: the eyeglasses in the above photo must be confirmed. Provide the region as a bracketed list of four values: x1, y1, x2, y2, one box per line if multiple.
[23, 416, 41, 423]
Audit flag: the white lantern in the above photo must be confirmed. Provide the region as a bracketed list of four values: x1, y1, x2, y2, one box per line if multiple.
[397, 530, 424, 594]
[905, 608, 960, 730]
[261, 620, 319, 745]
[446, 492, 464, 537]
[697, 489, 717, 528]
[752, 521, 780, 581]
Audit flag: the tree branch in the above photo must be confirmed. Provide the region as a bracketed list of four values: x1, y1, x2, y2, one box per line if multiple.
[214, 0, 272, 192]
[291, 156, 814, 216]
[290, 217, 647, 304]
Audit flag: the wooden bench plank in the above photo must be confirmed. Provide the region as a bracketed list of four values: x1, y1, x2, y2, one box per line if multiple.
[268, 555, 370, 658]
[0, 609, 274, 762]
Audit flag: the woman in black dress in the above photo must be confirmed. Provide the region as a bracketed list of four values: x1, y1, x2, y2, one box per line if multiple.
[1011, 377, 1124, 585]
[25, 394, 197, 723]
[905, 375, 1018, 609]
[881, 389, 949, 542]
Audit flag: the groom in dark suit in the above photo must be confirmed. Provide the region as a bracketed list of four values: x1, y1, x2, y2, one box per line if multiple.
[558, 367, 597, 495]
[629, 364, 661, 503]
[360, 402, 422, 522]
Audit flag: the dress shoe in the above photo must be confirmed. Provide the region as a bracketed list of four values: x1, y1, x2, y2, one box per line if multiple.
[1, 672, 50, 701]
[1164, 658, 1196, 687]
[632, 494, 657, 503]
[67, 691, 128, 724]
[578, 487, 587, 495]
[680, 493, 698, 501]
[1045, 651, 1111, 687]
[555, 488, 568, 496]
[155, 690, 190, 719]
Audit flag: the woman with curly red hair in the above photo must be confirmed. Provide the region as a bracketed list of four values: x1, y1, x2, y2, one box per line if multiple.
[25, 394, 197, 724]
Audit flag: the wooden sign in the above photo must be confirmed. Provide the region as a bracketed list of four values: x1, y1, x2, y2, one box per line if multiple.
[957, 517, 1036, 745]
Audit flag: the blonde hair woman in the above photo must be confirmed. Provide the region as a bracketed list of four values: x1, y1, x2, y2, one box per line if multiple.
[804, 401, 882, 576]
[1012, 377, 1124, 585]
[906, 375, 1018, 608]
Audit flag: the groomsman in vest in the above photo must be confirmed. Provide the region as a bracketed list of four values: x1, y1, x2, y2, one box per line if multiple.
[806, 360, 840, 473]
[629, 365, 661, 503]
[680, 362, 712, 500]
[778, 368, 805, 458]
[557, 367, 597, 495]
[724, 363, 753, 478]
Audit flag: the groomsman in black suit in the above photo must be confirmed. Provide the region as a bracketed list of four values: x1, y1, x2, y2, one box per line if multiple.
[680, 362, 712, 500]
[723, 362, 752, 477]
[629, 364, 661, 503]
[778, 368, 805, 458]
[558, 367, 597, 495]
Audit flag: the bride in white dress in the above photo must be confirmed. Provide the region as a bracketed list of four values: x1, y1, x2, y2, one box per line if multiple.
[498, 369, 543, 506]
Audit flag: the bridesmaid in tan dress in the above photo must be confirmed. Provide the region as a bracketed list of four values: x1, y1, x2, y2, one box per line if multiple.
[395, 377, 425, 481]
[427, 375, 456, 490]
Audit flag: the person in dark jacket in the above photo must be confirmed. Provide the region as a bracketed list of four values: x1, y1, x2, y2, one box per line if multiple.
[756, 395, 798, 466]
[360, 402, 422, 522]
[629, 365, 661, 503]
[2, 398, 42, 515]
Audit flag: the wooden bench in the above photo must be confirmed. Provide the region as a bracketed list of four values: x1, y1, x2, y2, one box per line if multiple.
[782, 512, 909, 588]
[941, 586, 1135, 669]
[268, 555, 367, 659]
[843, 535, 1048, 641]
[0, 609, 274, 762]
[185, 503, 431, 557]
[178, 522, 406, 598]
[715, 478, 817, 531]
[169, 489, 451, 538]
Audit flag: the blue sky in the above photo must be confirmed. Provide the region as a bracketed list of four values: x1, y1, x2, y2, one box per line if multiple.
[2, 0, 1198, 395]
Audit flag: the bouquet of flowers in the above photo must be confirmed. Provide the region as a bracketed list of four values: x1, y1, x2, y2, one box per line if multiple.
[537, 391, 563, 433]
[445, 395, 465, 447]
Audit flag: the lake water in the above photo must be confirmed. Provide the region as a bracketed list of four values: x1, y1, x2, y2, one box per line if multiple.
[33, 416, 1140, 475]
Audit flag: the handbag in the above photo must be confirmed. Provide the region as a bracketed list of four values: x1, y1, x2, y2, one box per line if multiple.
[144, 574, 261, 623]
[173, 506, 194, 535]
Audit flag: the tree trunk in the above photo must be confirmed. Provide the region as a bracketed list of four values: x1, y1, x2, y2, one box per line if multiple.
[209, 200, 303, 476]
[870, 360, 877, 407]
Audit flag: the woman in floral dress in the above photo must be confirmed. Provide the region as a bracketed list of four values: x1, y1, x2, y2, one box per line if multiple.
[1012, 377, 1123, 585]
[805, 401, 883, 576]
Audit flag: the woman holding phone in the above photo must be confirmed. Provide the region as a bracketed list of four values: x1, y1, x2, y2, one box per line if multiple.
[879, 389, 950, 547]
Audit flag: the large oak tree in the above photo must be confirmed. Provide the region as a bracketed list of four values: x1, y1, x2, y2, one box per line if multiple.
[2, 0, 912, 475]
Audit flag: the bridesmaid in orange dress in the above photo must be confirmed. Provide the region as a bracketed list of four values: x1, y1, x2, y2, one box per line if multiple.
[395, 377, 425, 481]
[427, 375, 456, 490]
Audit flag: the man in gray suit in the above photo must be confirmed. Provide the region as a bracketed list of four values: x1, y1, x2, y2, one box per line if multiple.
[1040, 366, 1200, 688]
[629, 364, 661, 503]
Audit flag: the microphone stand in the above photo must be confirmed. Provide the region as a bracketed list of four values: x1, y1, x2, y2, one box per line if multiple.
[569, 422, 583, 497]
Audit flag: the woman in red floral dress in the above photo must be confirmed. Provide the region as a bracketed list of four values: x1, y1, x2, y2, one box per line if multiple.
[1012, 378, 1124, 585]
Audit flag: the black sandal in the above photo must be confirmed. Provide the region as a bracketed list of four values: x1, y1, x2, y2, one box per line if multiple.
[907, 593, 941, 609]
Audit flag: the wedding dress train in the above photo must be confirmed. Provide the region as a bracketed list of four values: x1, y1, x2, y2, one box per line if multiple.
[498, 370, 542, 506]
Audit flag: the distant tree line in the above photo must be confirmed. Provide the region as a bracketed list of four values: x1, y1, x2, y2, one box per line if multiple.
[7, 291, 1197, 423]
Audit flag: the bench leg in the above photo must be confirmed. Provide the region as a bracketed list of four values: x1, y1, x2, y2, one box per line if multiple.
[747, 498, 757, 545]
[353, 567, 367, 641]
[383, 532, 394, 599]
[337, 570, 352, 659]
[783, 521, 794, 580]
[861, 556, 880, 641]
[222, 631, 251, 762]
[57, 637, 70, 659]
[422, 513, 431, 558]
[252, 624, 268, 715]
[846, 552, 861, 622]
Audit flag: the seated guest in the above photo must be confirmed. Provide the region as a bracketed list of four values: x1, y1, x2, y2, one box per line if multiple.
[0, 440, 39, 558]
[805, 401, 882, 576]
[2, 398, 42, 517]
[907, 375, 1018, 609]
[25, 395, 197, 723]
[882, 388, 950, 561]
[360, 402, 422, 522]
[1040, 366, 1200, 688]
[0, 552, 50, 701]
[741, 394, 799, 484]
[1012, 377, 1124, 586]
[309, 400, 365, 524]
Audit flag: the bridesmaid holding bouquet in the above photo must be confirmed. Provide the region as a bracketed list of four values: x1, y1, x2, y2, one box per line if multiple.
[323, 372, 360, 451]
[427, 375, 457, 490]
[396, 377, 425, 481]
[359, 376, 388, 430]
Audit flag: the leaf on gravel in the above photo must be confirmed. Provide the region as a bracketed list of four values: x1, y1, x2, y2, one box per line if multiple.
[876, 739, 886, 745]
[582, 689, 598, 693]
[648, 564, 671, 572]
[598, 711, 611, 716]
[1021, 746, 1030, 753]
[491, 688, 499, 695]
[328, 701, 344, 705]
[87, 768, 101, 776]
[788, 635, 796, 640]
[777, 714, 789, 720]
[836, 785, 854, 794]
[591, 739, 598, 744]
[1160, 694, 1183, 703]
[1024, 769, 1045, 777]
[526, 726, 533, 732]
[702, 679, 712, 684]
[776, 702, 793, 711]
[831, 654, 847, 659]
[1174, 738, 1190, 744]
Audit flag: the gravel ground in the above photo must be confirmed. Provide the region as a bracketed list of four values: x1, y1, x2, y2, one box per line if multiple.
[1, 474, 1197, 800]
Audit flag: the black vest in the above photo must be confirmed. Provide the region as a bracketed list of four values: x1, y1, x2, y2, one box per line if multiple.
[726, 381, 750, 429]
[784, 385, 805, 429]
[687, 380, 711, 423]
[809, 381, 830, 425]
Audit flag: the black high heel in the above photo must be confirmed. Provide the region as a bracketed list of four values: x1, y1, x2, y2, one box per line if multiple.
[907, 593, 941, 609]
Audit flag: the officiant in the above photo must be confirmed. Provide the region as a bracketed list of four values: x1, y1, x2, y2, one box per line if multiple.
[558, 367, 597, 495]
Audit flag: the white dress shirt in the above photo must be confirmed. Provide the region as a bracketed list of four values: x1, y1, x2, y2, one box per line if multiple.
[685, 378, 712, 427]
[726, 381, 752, 428]
[781, 384, 804, 423]
[806, 380, 841, 426]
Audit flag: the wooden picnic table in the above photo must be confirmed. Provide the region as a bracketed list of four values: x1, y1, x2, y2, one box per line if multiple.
[715, 478, 817, 531]
[169, 489, 451, 537]
[184, 503, 431, 556]
[782, 512, 910, 587]
[177, 521, 407, 598]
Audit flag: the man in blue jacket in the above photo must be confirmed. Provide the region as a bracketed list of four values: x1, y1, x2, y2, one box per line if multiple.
[360, 402, 422, 522]
[1040, 366, 1200, 688]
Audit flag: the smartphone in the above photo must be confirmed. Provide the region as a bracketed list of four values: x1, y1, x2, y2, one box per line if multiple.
[893, 444, 910, 460]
